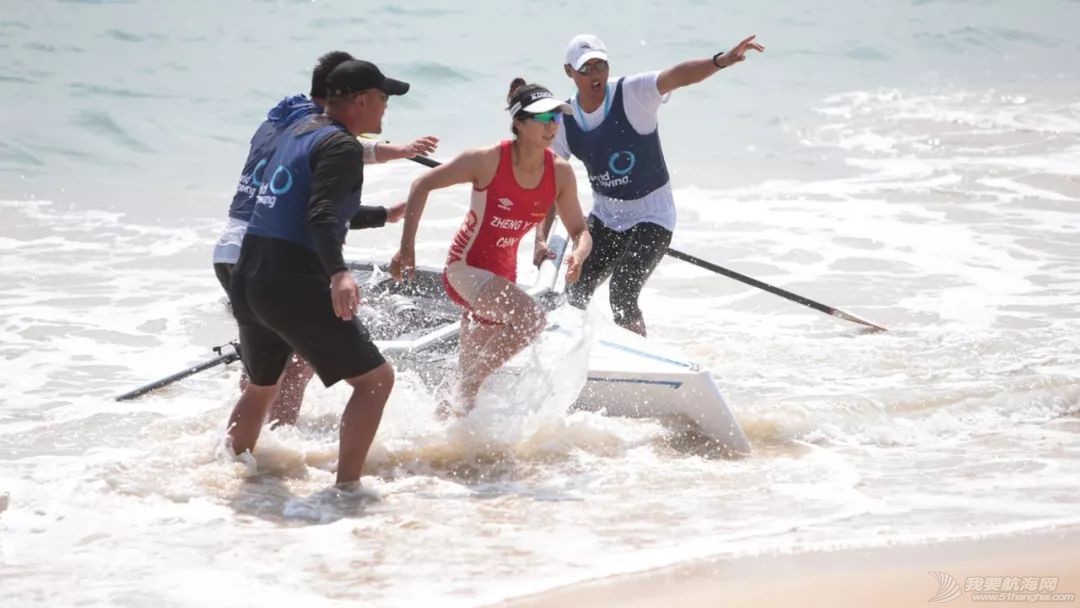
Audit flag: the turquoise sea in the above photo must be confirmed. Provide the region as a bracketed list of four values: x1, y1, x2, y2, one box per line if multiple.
[2, 1, 1079, 606]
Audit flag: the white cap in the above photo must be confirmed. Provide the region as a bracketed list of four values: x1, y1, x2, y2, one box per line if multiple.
[564, 34, 608, 71]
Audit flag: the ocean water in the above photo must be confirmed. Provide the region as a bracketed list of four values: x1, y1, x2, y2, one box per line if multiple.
[2, 0, 1080, 606]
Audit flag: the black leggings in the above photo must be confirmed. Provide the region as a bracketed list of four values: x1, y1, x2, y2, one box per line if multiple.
[213, 262, 234, 295]
[566, 215, 672, 328]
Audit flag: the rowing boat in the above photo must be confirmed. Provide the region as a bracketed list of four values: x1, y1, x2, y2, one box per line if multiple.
[351, 234, 751, 456]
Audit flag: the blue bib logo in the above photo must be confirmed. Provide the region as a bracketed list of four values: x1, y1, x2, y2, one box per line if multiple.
[608, 151, 636, 176]
[268, 165, 294, 195]
[251, 159, 268, 186]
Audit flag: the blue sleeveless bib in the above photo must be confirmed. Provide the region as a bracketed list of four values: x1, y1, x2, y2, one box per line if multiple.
[245, 116, 361, 251]
[227, 95, 319, 222]
[563, 78, 670, 200]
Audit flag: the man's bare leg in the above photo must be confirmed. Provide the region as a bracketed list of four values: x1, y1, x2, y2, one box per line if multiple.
[335, 362, 395, 487]
[226, 381, 281, 456]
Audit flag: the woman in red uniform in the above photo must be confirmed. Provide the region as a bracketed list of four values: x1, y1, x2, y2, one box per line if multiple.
[391, 79, 592, 415]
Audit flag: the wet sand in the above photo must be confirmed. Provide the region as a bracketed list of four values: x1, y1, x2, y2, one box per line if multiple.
[497, 527, 1080, 607]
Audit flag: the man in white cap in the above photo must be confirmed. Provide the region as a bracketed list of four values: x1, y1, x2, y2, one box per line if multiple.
[541, 33, 764, 336]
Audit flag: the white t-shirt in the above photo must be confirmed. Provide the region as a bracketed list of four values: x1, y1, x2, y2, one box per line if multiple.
[212, 139, 382, 265]
[553, 71, 675, 232]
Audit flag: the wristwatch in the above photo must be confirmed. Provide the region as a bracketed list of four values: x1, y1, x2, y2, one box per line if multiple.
[712, 52, 726, 68]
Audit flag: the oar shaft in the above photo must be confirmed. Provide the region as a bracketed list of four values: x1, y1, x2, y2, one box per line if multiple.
[666, 248, 831, 314]
[405, 156, 886, 331]
[665, 248, 887, 332]
[115, 349, 241, 401]
[408, 155, 439, 169]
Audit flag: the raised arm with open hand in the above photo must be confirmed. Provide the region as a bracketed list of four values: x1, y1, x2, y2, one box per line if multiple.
[715, 34, 765, 68]
[657, 34, 765, 95]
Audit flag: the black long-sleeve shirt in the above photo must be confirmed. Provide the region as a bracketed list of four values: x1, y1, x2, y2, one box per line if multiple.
[307, 129, 387, 276]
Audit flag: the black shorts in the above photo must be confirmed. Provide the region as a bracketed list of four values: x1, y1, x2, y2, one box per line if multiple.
[229, 238, 385, 387]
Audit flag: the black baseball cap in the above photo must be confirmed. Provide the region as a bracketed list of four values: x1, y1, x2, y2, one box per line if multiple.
[326, 59, 410, 97]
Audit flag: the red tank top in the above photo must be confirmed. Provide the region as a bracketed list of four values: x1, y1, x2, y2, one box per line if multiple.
[445, 141, 557, 282]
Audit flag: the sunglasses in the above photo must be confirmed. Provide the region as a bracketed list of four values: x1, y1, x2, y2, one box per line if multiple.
[576, 60, 608, 76]
[528, 111, 560, 124]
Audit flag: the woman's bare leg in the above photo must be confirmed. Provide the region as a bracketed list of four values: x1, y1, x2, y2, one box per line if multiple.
[438, 314, 500, 417]
[455, 278, 546, 412]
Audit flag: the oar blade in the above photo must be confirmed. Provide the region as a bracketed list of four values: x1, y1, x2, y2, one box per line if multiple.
[829, 308, 888, 332]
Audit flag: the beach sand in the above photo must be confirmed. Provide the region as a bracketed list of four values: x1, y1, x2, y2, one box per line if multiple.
[497, 527, 1080, 607]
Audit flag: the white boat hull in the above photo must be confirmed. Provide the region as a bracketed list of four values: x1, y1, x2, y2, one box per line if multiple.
[579, 337, 749, 454]
[356, 254, 751, 456]
[468, 313, 751, 455]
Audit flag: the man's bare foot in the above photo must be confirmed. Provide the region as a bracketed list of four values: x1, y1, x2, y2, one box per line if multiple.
[335, 480, 362, 492]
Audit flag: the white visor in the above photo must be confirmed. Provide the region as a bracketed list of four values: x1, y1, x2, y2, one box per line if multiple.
[509, 90, 572, 116]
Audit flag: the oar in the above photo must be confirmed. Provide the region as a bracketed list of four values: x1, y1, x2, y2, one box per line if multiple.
[401, 154, 887, 332]
[115, 342, 241, 401]
[665, 248, 887, 332]
[408, 155, 439, 169]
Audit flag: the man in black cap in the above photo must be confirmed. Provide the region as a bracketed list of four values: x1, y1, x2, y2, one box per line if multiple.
[212, 51, 438, 429]
[224, 59, 411, 489]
